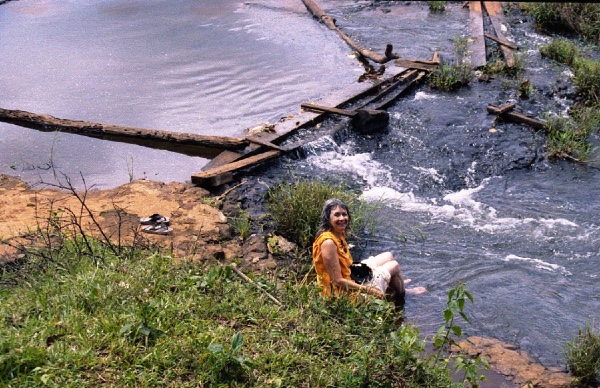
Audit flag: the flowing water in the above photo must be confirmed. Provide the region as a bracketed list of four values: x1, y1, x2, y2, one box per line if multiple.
[1, 0, 599, 369]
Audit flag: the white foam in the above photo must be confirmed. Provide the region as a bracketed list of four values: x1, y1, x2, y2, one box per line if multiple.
[502, 254, 571, 275]
[413, 91, 437, 101]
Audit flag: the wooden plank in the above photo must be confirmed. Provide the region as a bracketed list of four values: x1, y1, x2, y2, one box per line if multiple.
[0, 107, 248, 151]
[191, 150, 281, 186]
[468, 1, 486, 68]
[245, 136, 286, 151]
[484, 33, 517, 50]
[483, 2, 515, 67]
[393, 59, 438, 72]
[487, 104, 546, 130]
[300, 103, 356, 117]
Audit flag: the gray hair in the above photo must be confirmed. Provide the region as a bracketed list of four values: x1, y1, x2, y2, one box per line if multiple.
[316, 198, 351, 237]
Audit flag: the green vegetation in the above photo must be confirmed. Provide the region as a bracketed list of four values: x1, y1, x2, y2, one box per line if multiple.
[428, 1, 446, 12]
[266, 179, 380, 251]
[427, 36, 474, 91]
[565, 323, 600, 385]
[572, 57, 600, 105]
[0, 227, 485, 386]
[544, 114, 596, 162]
[539, 38, 580, 67]
[521, 3, 600, 44]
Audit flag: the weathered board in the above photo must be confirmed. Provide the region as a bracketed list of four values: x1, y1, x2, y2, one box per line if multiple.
[0, 108, 248, 153]
[483, 2, 515, 67]
[487, 104, 546, 130]
[468, 1, 487, 68]
[191, 150, 281, 186]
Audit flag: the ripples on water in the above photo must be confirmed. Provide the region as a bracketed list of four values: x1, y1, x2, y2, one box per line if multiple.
[0, 0, 358, 188]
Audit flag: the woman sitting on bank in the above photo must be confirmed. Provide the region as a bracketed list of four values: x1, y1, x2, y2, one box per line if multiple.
[312, 198, 426, 305]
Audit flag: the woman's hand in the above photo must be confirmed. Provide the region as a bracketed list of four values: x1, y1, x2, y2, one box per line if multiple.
[363, 286, 384, 299]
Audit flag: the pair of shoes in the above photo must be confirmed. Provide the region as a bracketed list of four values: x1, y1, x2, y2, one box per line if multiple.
[140, 213, 170, 225]
[140, 213, 172, 235]
[141, 222, 172, 235]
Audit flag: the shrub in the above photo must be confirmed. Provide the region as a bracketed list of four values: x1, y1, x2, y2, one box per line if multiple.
[539, 38, 580, 66]
[266, 179, 380, 251]
[565, 323, 600, 384]
[522, 3, 600, 44]
[429, 1, 446, 12]
[427, 61, 474, 91]
[544, 115, 595, 162]
[573, 57, 600, 105]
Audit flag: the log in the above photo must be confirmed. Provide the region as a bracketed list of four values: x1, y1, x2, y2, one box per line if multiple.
[0, 108, 248, 151]
[191, 150, 281, 186]
[300, 0, 397, 64]
[245, 136, 286, 152]
[468, 1, 486, 68]
[487, 104, 546, 130]
[483, 2, 515, 67]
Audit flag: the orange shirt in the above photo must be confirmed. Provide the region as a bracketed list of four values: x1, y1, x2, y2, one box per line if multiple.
[312, 231, 353, 296]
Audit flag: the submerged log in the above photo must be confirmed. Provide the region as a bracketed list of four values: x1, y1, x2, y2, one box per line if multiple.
[487, 104, 546, 130]
[0, 108, 248, 151]
[300, 0, 397, 64]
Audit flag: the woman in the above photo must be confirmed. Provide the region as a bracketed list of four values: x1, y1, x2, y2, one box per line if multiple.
[312, 198, 425, 305]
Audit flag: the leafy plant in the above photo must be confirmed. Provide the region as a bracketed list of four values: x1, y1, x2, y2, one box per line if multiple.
[429, 1, 446, 12]
[431, 282, 489, 387]
[565, 322, 600, 385]
[230, 208, 253, 241]
[207, 332, 253, 384]
[573, 57, 600, 105]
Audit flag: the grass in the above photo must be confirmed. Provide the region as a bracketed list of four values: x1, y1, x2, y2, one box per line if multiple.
[539, 38, 581, 67]
[427, 36, 474, 91]
[0, 238, 470, 387]
[266, 179, 381, 252]
[565, 323, 600, 385]
[544, 114, 596, 162]
[429, 1, 446, 12]
[521, 3, 600, 44]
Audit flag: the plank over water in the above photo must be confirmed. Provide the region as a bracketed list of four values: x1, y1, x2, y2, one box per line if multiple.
[468, 1, 486, 68]
[483, 2, 515, 67]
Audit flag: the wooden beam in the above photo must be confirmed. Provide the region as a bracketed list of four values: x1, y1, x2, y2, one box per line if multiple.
[393, 59, 438, 72]
[245, 136, 286, 152]
[483, 2, 515, 67]
[487, 104, 546, 130]
[0, 108, 248, 151]
[191, 150, 281, 187]
[300, 0, 397, 64]
[484, 33, 517, 50]
[468, 1, 487, 68]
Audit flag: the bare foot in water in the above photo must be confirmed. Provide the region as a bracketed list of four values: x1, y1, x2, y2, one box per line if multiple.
[406, 286, 427, 295]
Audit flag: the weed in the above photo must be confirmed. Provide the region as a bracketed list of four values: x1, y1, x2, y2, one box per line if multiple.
[429, 1, 446, 12]
[565, 322, 600, 385]
[540, 38, 580, 66]
[522, 3, 600, 44]
[573, 57, 600, 105]
[230, 208, 253, 240]
[431, 282, 489, 388]
[427, 61, 474, 91]
[544, 115, 596, 162]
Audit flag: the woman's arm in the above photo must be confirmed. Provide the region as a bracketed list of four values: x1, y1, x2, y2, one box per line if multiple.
[321, 239, 384, 298]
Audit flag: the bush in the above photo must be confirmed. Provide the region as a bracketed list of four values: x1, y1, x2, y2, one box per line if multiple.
[266, 179, 380, 251]
[573, 57, 600, 105]
[522, 3, 600, 44]
[427, 61, 474, 91]
[565, 323, 600, 384]
[539, 38, 580, 66]
[544, 115, 595, 162]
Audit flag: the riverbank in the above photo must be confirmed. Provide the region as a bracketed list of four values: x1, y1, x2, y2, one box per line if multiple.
[0, 173, 574, 386]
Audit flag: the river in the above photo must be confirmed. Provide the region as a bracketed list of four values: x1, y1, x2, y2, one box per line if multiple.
[1, 0, 599, 370]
